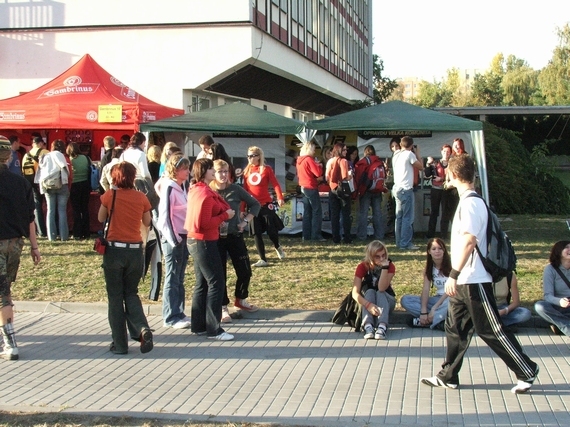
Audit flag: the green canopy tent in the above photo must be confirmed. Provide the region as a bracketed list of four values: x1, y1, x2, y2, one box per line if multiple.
[140, 101, 305, 135]
[307, 100, 488, 201]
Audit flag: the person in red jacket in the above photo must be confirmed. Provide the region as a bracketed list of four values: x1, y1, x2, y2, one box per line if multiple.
[185, 158, 235, 341]
[243, 146, 285, 267]
[296, 142, 324, 241]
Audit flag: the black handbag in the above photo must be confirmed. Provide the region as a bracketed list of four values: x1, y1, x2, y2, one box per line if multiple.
[93, 190, 116, 254]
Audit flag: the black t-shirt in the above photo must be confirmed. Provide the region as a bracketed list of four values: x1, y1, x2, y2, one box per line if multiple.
[0, 166, 35, 239]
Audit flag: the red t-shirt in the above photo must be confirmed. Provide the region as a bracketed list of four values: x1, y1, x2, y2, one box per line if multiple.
[354, 261, 396, 279]
[243, 165, 283, 205]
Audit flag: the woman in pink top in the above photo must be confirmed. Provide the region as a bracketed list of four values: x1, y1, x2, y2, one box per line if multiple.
[185, 158, 235, 341]
[242, 146, 285, 267]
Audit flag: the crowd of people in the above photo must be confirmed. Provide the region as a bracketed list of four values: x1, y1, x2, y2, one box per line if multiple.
[1, 133, 569, 394]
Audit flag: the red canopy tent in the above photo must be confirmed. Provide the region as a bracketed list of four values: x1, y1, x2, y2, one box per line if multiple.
[0, 54, 183, 133]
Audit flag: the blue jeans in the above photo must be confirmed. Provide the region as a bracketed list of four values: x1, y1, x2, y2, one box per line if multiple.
[329, 191, 352, 243]
[301, 187, 323, 240]
[161, 237, 189, 326]
[534, 300, 570, 336]
[45, 185, 69, 241]
[188, 239, 225, 336]
[496, 304, 532, 327]
[394, 187, 414, 248]
[357, 192, 384, 240]
[400, 294, 448, 329]
[361, 288, 395, 327]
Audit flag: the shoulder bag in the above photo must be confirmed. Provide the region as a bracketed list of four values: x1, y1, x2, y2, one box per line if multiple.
[93, 190, 116, 254]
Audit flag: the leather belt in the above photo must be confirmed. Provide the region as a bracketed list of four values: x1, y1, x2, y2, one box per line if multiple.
[107, 241, 142, 249]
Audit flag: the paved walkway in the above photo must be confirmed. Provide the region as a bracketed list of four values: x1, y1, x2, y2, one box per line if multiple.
[3, 302, 570, 427]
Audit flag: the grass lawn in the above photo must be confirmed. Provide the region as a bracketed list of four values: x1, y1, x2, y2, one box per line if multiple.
[13, 214, 569, 311]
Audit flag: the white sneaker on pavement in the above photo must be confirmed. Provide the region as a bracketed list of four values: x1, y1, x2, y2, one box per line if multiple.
[221, 305, 232, 323]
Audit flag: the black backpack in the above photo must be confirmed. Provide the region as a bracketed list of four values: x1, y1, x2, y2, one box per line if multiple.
[465, 193, 516, 282]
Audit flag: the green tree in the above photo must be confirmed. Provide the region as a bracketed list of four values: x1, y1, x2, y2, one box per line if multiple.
[501, 54, 541, 106]
[468, 54, 505, 106]
[538, 24, 570, 105]
[349, 54, 397, 109]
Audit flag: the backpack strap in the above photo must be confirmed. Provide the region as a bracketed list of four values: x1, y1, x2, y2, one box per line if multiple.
[461, 192, 490, 261]
[553, 265, 570, 290]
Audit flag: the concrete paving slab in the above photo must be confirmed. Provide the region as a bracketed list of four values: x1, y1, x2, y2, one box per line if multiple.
[2, 310, 569, 426]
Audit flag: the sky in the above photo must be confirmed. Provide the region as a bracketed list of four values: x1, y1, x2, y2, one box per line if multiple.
[372, 0, 570, 81]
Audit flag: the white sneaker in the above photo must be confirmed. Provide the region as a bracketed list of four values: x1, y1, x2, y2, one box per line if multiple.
[252, 259, 268, 267]
[208, 332, 234, 341]
[0, 346, 18, 361]
[172, 319, 191, 329]
[235, 298, 259, 312]
[221, 306, 232, 323]
[363, 325, 374, 339]
[275, 246, 285, 260]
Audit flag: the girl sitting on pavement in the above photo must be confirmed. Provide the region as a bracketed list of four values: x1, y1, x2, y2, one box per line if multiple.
[401, 238, 451, 330]
[351, 240, 396, 340]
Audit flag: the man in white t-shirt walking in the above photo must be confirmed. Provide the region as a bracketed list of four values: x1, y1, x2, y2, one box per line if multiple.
[391, 136, 423, 250]
[420, 154, 539, 394]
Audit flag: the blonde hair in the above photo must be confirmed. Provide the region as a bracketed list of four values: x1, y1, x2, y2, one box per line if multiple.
[147, 145, 162, 163]
[300, 142, 316, 157]
[165, 152, 190, 180]
[244, 145, 265, 175]
[363, 240, 389, 269]
[160, 141, 178, 163]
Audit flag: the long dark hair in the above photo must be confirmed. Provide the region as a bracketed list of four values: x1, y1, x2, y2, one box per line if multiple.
[425, 238, 451, 282]
[549, 240, 570, 267]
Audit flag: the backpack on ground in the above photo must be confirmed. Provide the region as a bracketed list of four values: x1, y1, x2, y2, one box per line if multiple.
[22, 148, 41, 185]
[465, 193, 516, 282]
[355, 156, 386, 196]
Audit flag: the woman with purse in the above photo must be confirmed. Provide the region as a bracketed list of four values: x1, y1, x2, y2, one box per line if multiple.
[325, 142, 352, 244]
[39, 139, 72, 242]
[351, 240, 396, 340]
[242, 146, 285, 267]
[98, 161, 153, 355]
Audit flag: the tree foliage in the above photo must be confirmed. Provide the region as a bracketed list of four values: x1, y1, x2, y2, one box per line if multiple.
[538, 24, 570, 105]
[350, 54, 397, 109]
[483, 122, 569, 214]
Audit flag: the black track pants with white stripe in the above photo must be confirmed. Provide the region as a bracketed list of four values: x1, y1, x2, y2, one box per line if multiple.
[437, 282, 538, 385]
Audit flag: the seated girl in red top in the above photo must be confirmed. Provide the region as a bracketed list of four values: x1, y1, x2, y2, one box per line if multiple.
[351, 240, 396, 340]
[242, 146, 285, 267]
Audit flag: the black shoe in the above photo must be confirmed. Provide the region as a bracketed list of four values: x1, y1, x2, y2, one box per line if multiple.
[109, 342, 127, 355]
[550, 324, 563, 335]
[140, 329, 153, 354]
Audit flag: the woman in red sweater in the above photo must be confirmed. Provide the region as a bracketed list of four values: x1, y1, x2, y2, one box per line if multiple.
[185, 158, 235, 341]
[296, 142, 324, 241]
[242, 146, 285, 267]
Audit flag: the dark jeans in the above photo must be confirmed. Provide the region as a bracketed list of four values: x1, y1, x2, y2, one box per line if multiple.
[31, 184, 47, 237]
[70, 180, 91, 239]
[218, 233, 252, 305]
[300, 187, 323, 240]
[329, 190, 352, 243]
[102, 246, 149, 353]
[427, 188, 444, 238]
[188, 238, 225, 336]
[438, 283, 538, 385]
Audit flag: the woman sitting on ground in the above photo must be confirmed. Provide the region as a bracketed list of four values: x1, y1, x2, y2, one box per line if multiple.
[401, 238, 451, 330]
[351, 240, 396, 340]
[534, 240, 570, 336]
[494, 272, 531, 329]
